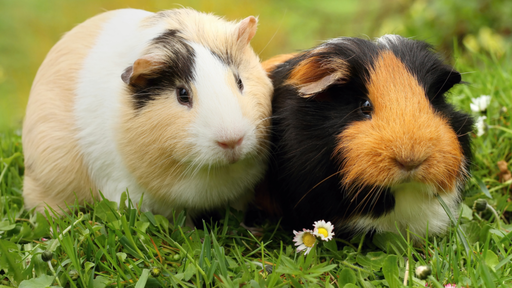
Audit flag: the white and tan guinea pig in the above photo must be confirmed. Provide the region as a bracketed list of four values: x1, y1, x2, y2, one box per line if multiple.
[22, 8, 273, 222]
[252, 35, 474, 239]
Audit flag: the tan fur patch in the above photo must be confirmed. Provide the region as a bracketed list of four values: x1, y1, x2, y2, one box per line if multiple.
[335, 51, 464, 194]
[261, 53, 298, 74]
[22, 11, 118, 213]
[122, 54, 166, 86]
[116, 90, 195, 200]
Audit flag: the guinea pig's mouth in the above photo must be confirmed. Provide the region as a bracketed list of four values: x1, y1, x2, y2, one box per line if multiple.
[220, 147, 264, 165]
[225, 153, 241, 164]
[216, 147, 245, 165]
[396, 173, 423, 186]
[212, 151, 255, 166]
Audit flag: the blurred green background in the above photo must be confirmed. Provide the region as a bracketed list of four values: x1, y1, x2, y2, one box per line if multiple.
[0, 0, 510, 129]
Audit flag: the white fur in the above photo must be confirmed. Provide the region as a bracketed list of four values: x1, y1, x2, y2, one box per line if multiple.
[323, 34, 404, 50]
[145, 159, 266, 218]
[350, 182, 460, 238]
[188, 42, 256, 165]
[74, 11, 265, 218]
[75, 9, 166, 208]
[376, 34, 403, 48]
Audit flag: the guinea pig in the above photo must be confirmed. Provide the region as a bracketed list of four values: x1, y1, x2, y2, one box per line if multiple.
[254, 35, 473, 239]
[22, 8, 273, 223]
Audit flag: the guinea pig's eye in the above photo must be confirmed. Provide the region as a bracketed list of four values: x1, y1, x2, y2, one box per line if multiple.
[236, 75, 244, 92]
[176, 87, 192, 107]
[359, 100, 373, 119]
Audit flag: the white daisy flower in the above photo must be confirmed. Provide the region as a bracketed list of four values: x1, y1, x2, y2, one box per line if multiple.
[313, 220, 335, 241]
[470, 95, 491, 113]
[475, 116, 487, 137]
[293, 229, 317, 255]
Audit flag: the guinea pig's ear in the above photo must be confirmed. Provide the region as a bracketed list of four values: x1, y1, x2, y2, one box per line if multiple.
[432, 68, 462, 96]
[286, 54, 349, 98]
[121, 54, 165, 87]
[236, 16, 257, 46]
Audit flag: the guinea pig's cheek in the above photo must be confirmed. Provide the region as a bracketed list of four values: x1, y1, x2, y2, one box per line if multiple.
[335, 121, 401, 189]
[411, 117, 466, 192]
[117, 99, 195, 187]
[335, 116, 464, 194]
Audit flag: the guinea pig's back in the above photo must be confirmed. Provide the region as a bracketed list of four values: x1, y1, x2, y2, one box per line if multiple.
[22, 9, 156, 212]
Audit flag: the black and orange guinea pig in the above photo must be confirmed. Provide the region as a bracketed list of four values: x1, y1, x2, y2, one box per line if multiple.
[254, 35, 473, 239]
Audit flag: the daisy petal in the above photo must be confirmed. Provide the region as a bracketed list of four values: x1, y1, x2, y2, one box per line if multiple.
[470, 95, 491, 112]
[313, 220, 335, 241]
[292, 229, 317, 254]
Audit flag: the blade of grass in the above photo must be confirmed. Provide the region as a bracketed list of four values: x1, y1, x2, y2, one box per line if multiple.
[436, 195, 471, 259]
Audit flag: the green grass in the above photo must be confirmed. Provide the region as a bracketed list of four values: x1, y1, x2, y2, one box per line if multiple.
[1, 1, 512, 287]
[0, 51, 511, 287]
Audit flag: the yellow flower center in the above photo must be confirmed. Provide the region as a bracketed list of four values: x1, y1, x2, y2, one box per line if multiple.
[317, 227, 328, 238]
[302, 232, 316, 247]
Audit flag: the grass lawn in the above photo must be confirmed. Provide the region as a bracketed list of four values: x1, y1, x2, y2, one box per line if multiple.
[1, 2, 512, 287]
[0, 50, 511, 288]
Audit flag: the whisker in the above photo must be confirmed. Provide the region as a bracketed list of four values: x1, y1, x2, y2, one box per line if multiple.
[369, 186, 386, 214]
[294, 170, 341, 208]
[258, 10, 287, 57]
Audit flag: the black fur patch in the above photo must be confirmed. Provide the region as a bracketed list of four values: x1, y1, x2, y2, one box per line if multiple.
[210, 49, 235, 68]
[259, 36, 473, 236]
[128, 30, 196, 110]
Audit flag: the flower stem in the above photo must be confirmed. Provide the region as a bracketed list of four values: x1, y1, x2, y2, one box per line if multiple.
[47, 260, 62, 287]
[341, 261, 373, 275]
[487, 205, 502, 230]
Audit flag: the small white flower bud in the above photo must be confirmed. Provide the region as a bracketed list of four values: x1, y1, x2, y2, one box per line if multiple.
[415, 265, 432, 280]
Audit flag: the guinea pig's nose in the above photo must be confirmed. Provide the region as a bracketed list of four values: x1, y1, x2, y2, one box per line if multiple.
[395, 157, 426, 172]
[217, 137, 244, 150]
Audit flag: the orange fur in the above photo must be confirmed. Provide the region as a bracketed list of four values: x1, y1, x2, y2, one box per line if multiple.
[123, 54, 166, 86]
[261, 53, 298, 73]
[287, 55, 347, 85]
[335, 51, 463, 193]
[286, 53, 348, 97]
